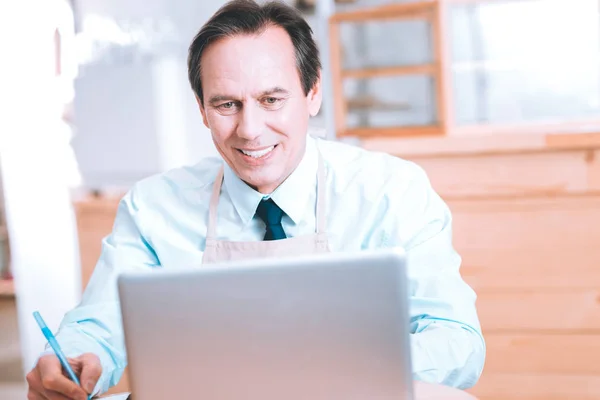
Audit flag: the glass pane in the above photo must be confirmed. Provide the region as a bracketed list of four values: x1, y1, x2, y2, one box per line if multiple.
[340, 19, 432, 70]
[451, 0, 600, 124]
[453, 67, 600, 125]
[344, 75, 436, 128]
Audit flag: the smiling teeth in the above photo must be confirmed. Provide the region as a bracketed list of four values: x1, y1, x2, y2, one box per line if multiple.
[241, 146, 274, 158]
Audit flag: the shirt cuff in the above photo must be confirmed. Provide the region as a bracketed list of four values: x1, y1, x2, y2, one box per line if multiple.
[409, 324, 485, 389]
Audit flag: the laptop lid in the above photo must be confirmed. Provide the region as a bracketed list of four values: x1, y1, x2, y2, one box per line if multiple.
[118, 248, 413, 400]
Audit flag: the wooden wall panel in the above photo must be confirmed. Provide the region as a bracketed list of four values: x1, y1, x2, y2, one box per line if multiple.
[468, 374, 600, 400]
[409, 146, 600, 400]
[416, 150, 600, 198]
[476, 290, 600, 332]
[460, 248, 600, 289]
[449, 196, 600, 251]
[482, 334, 600, 375]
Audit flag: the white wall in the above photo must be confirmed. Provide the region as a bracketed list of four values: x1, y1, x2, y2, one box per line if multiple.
[71, 0, 229, 191]
[0, 0, 81, 376]
[449, 0, 600, 125]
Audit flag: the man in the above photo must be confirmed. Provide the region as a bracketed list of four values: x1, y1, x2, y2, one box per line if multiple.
[27, 1, 485, 398]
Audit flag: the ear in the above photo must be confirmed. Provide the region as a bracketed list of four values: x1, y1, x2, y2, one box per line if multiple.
[196, 94, 210, 128]
[306, 72, 323, 117]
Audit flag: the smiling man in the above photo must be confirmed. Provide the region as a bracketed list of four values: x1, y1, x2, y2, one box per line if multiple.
[26, 1, 485, 399]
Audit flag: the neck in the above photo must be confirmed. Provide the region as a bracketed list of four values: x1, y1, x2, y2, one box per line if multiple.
[250, 165, 298, 195]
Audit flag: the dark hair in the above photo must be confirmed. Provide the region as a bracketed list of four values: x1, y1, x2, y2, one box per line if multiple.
[187, 0, 321, 104]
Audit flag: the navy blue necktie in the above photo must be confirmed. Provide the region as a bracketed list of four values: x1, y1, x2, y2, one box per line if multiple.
[255, 199, 287, 241]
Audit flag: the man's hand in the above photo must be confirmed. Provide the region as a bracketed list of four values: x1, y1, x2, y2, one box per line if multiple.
[26, 353, 102, 400]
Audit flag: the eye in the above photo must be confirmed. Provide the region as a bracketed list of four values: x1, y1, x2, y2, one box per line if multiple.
[262, 97, 284, 109]
[215, 101, 240, 114]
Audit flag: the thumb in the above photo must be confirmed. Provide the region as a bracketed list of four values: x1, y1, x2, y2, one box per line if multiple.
[74, 353, 102, 394]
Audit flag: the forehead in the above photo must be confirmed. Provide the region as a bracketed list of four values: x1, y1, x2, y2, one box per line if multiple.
[200, 26, 302, 96]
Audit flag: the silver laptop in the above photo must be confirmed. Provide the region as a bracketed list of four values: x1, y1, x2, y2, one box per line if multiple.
[117, 248, 414, 400]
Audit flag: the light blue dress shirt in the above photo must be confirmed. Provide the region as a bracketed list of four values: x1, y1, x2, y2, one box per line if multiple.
[49, 135, 485, 394]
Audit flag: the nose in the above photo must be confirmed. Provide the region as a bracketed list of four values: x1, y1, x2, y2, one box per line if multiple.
[236, 103, 263, 141]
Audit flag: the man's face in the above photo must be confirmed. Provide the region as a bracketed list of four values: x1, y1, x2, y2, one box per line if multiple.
[197, 26, 322, 194]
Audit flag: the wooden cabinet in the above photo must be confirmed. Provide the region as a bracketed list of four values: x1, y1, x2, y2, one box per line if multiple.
[328, 0, 600, 139]
[329, 0, 449, 138]
[73, 195, 130, 395]
[74, 196, 121, 290]
[364, 132, 600, 400]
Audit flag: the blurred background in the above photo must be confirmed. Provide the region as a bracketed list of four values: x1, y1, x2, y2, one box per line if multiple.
[0, 0, 599, 399]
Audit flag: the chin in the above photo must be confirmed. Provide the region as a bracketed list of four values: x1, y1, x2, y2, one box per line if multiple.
[241, 170, 283, 193]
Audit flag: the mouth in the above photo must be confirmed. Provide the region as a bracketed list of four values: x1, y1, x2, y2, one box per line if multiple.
[236, 145, 277, 159]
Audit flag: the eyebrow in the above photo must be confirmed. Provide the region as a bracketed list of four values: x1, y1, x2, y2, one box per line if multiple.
[207, 95, 231, 105]
[259, 87, 289, 97]
[207, 87, 290, 105]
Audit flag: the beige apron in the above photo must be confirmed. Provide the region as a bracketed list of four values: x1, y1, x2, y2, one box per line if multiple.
[202, 155, 331, 264]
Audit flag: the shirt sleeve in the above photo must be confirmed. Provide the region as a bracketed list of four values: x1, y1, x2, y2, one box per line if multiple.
[46, 185, 160, 396]
[382, 162, 486, 389]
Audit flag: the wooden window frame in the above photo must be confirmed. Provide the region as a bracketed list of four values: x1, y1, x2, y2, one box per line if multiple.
[329, 0, 449, 138]
[329, 0, 600, 139]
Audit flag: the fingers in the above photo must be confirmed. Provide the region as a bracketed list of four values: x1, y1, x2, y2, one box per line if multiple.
[27, 353, 101, 400]
[45, 391, 71, 400]
[26, 367, 47, 397]
[75, 353, 102, 394]
[27, 386, 70, 400]
[27, 389, 47, 400]
[37, 355, 88, 400]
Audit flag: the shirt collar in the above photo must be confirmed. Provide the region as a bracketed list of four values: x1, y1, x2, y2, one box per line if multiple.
[223, 163, 265, 226]
[270, 136, 318, 225]
[222, 135, 319, 226]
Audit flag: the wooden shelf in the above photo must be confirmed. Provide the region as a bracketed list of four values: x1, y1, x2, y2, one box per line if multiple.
[360, 131, 600, 158]
[0, 279, 15, 297]
[346, 95, 411, 111]
[344, 125, 444, 138]
[342, 64, 436, 79]
[330, 0, 436, 22]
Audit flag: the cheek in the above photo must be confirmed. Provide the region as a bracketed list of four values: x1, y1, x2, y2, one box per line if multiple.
[267, 101, 309, 133]
[207, 113, 235, 144]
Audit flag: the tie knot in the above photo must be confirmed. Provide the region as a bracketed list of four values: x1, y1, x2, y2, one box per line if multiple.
[255, 198, 284, 226]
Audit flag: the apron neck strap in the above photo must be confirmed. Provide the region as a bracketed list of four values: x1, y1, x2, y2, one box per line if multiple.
[315, 154, 326, 234]
[207, 166, 224, 240]
[207, 152, 327, 240]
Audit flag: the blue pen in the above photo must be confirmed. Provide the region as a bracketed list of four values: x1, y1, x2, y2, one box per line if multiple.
[33, 311, 91, 400]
